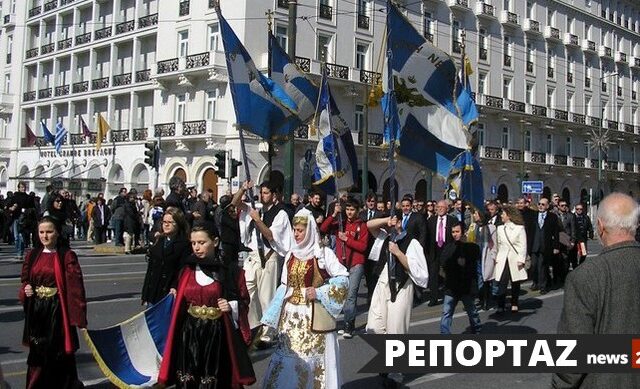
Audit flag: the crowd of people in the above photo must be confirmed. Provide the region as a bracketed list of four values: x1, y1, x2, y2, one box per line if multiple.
[15, 175, 640, 388]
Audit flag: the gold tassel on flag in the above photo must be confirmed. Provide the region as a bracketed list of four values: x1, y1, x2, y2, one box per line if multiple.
[96, 113, 110, 151]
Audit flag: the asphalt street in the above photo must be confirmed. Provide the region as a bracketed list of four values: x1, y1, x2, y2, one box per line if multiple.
[0, 239, 604, 389]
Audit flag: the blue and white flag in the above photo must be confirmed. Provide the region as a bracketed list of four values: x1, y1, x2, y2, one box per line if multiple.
[387, 2, 472, 177]
[216, 7, 298, 141]
[312, 72, 358, 194]
[269, 32, 318, 127]
[55, 121, 67, 155]
[455, 56, 479, 128]
[41, 120, 55, 145]
[447, 150, 484, 211]
[83, 294, 174, 388]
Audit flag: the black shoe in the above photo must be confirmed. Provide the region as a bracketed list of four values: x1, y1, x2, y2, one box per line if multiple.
[540, 289, 548, 295]
[343, 321, 353, 339]
[530, 284, 539, 291]
[427, 300, 439, 307]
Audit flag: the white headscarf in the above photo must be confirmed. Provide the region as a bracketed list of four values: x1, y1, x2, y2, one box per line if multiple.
[290, 208, 324, 261]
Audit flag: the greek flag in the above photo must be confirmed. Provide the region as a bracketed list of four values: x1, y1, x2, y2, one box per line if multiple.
[83, 294, 174, 388]
[447, 150, 485, 211]
[41, 120, 55, 145]
[54, 121, 67, 155]
[312, 71, 358, 194]
[269, 32, 318, 127]
[216, 7, 298, 141]
[387, 2, 476, 177]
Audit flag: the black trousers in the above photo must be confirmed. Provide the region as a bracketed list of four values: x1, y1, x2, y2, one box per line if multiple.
[364, 260, 380, 305]
[496, 264, 521, 308]
[428, 254, 441, 303]
[531, 252, 550, 291]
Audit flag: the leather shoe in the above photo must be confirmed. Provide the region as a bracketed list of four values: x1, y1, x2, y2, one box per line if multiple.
[530, 285, 539, 291]
[540, 289, 548, 295]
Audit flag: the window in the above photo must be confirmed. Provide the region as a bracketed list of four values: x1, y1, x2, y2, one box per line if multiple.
[619, 106, 624, 124]
[355, 42, 368, 70]
[206, 89, 222, 120]
[503, 36, 512, 66]
[567, 17, 574, 33]
[503, 0, 510, 11]
[478, 73, 486, 94]
[357, 0, 367, 15]
[525, 130, 531, 151]
[586, 96, 592, 116]
[4, 74, 10, 94]
[7, 36, 13, 62]
[526, 0, 533, 19]
[503, 77, 511, 99]
[547, 87, 555, 107]
[11, 0, 16, 13]
[354, 104, 365, 132]
[586, 24, 591, 40]
[452, 20, 461, 53]
[526, 42, 534, 72]
[546, 134, 553, 154]
[566, 137, 571, 156]
[317, 33, 331, 62]
[479, 28, 487, 60]
[423, 12, 433, 41]
[526, 82, 534, 104]
[208, 24, 219, 51]
[477, 123, 485, 146]
[275, 25, 288, 51]
[176, 94, 186, 122]
[178, 30, 189, 57]
[584, 140, 590, 158]
[502, 127, 510, 149]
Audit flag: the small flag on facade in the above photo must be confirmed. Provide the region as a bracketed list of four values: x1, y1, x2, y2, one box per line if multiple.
[41, 120, 55, 145]
[96, 113, 110, 150]
[55, 120, 68, 155]
[80, 115, 92, 137]
[25, 123, 36, 146]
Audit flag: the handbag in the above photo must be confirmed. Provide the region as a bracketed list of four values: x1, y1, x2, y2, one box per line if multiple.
[503, 227, 530, 270]
[310, 258, 337, 333]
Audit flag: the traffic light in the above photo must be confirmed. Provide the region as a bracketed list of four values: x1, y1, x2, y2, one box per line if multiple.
[230, 158, 242, 178]
[215, 151, 227, 178]
[144, 141, 158, 169]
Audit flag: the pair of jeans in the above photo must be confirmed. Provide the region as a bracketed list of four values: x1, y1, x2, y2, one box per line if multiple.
[12, 219, 24, 257]
[342, 264, 364, 323]
[440, 293, 482, 334]
[113, 219, 124, 246]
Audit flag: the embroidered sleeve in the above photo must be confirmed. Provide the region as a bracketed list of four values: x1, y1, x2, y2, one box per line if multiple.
[315, 276, 349, 318]
[260, 284, 288, 329]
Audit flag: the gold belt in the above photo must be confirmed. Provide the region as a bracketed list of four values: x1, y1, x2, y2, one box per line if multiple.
[35, 286, 58, 299]
[187, 305, 222, 320]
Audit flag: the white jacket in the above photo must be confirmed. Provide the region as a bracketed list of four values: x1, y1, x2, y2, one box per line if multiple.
[493, 222, 528, 282]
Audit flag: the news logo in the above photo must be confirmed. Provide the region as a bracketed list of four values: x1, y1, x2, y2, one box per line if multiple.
[359, 335, 640, 374]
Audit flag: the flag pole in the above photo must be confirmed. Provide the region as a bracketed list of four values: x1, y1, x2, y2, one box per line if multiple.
[266, 9, 274, 178]
[283, 0, 297, 201]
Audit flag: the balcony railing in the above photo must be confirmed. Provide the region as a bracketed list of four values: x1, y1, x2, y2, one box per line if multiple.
[295, 56, 310, 72]
[23, 91, 36, 102]
[625, 163, 635, 172]
[186, 52, 210, 69]
[5, 54, 10, 64]
[547, 67, 554, 78]
[590, 117, 602, 127]
[425, 32, 434, 43]
[625, 123, 634, 133]
[567, 72, 573, 83]
[483, 146, 503, 159]
[508, 149, 522, 161]
[480, 48, 488, 60]
[110, 130, 129, 143]
[357, 132, 384, 146]
[545, 26, 561, 40]
[357, 14, 369, 29]
[508, 100, 525, 112]
[72, 81, 88, 93]
[618, 86, 623, 96]
[453, 40, 462, 54]
[38, 88, 52, 99]
[75, 32, 91, 46]
[564, 33, 579, 46]
[138, 13, 158, 28]
[554, 109, 568, 121]
[571, 113, 586, 125]
[602, 82, 608, 93]
[92, 77, 109, 90]
[95, 26, 112, 40]
[600, 46, 612, 58]
[28, 6, 42, 18]
[26, 48, 39, 59]
[502, 11, 518, 25]
[607, 120, 618, 130]
[583, 40, 596, 52]
[484, 95, 504, 108]
[41, 43, 55, 55]
[634, 58, 640, 68]
[44, 0, 57, 12]
[60, 0, 74, 5]
[554, 155, 568, 165]
[634, 91, 637, 100]
[360, 69, 381, 84]
[3, 15, 10, 24]
[132, 128, 148, 141]
[526, 60, 533, 73]
[572, 157, 585, 168]
[319, 4, 332, 20]
[154, 123, 176, 137]
[448, 0, 469, 8]
[585, 77, 591, 88]
[503, 54, 512, 67]
[54, 85, 69, 96]
[608, 161, 619, 171]
[135, 69, 151, 82]
[531, 104, 547, 117]
[113, 73, 132, 87]
[293, 125, 308, 139]
[277, 0, 289, 8]
[531, 152, 546, 163]
[69, 134, 84, 145]
[183, 120, 207, 135]
[179, 0, 190, 16]
[477, 3, 494, 17]
[58, 38, 72, 50]
[116, 20, 135, 35]
[158, 58, 179, 74]
[524, 19, 540, 33]
[324, 63, 348, 79]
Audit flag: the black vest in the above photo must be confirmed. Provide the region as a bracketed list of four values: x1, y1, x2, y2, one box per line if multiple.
[375, 234, 411, 302]
[261, 203, 284, 249]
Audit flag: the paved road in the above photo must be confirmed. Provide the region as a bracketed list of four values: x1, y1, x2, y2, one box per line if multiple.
[0, 240, 603, 388]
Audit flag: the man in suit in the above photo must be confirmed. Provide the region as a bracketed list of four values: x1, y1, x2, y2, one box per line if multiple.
[556, 199, 577, 286]
[399, 195, 427, 248]
[426, 200, 457, 306]
[359, 191, 385, 305]
[485, 201, 503, 227]
[552, 193, 640, 389]
[530, 197, 560, 294]
[92, 197, 111, 244]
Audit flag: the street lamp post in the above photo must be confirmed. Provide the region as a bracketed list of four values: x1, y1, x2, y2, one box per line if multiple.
[597, 72, 618, 203]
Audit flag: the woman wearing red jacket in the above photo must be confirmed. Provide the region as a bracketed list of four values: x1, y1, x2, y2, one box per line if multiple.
[320, 197, 369, 338]
[19, 216, 87, 389]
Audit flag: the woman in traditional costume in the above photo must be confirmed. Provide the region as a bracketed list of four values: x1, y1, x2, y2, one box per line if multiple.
[261, 209, 349, 389]
[19, 216, 87, 389]
[157, 223, 255, 389]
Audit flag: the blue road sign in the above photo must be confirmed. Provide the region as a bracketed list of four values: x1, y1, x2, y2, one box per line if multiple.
[522, 180, 544, 194]
[491, 185, 497, 195]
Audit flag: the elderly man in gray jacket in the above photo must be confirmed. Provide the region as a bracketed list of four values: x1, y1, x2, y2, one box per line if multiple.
[552, 192, 640, 389]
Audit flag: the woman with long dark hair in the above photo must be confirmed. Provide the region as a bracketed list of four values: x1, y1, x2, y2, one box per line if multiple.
[141, 208, 192, 305]
[156, 223, 255, 388]
[19, 216, 87, 388]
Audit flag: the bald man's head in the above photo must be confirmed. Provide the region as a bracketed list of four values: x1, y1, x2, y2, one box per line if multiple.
[596, 193, 640, 242]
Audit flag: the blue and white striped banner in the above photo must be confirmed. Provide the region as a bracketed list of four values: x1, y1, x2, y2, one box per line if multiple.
[83, 294, 174, 388]
[55, 121, 67, 155]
